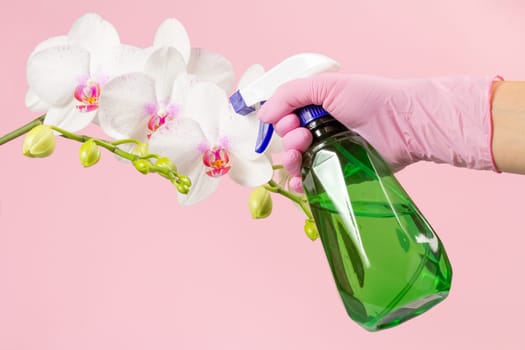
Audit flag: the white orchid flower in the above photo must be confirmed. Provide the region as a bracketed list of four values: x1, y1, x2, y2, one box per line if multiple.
[98, 51, 273, 205]
[153, 19, 235, 94]
[98, 47, 190, 141]
[97, 17, 236, 141]
[148, 81, 273, 205]
[26, 13, 150, 132]
[98, 47, 273, 205]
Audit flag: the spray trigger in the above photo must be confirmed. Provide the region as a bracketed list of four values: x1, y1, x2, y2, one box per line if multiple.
[255, 121, 274, 154]
[228, 53, 340, 154]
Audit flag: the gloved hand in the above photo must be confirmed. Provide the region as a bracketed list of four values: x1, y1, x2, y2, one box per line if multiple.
[258, 73, 500, 192]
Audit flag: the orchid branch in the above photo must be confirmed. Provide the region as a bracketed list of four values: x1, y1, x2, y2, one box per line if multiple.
[0, 117, 191, 193]
[259, 177, 318, 240]
[264, 179, 313, 220]
[248, 165, 318, 240]
[0, 115, 45, 146]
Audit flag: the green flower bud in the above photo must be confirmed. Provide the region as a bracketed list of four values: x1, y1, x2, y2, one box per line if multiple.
[248, 186, 273, 219]
[304, 219, 319, 241]
[155, 157, 177, 172]
[133, 159, 151, 174]
[178, 175, 191, 187]
[131, 142, 149, 157]
[22, 125, 56, 158]
[79, 139, 101, 167]
[173, 180, 190, 194]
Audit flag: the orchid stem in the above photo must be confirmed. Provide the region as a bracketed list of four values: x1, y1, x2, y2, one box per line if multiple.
[46, 126, 188, 189]
[111, 139, 141, 146]
[0, 115, 144, 163]
[1, 118, 187, 194]
[0, 115, 45, 146]
[264, 179, 313, 219]
[49, 125, 144, 162]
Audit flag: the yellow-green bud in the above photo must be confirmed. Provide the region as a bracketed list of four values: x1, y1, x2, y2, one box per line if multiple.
[22, 125, 56, 158]
[248, 186, 273, 219]
[178, 175, 191, 187]
[304, 219, 319, 241]
[155, 157, 177, 172]
[79, 139, 101, 167]
[174, 180, 190, 194]
[131, 143, 149, 157]
[133, 159, 151, 174]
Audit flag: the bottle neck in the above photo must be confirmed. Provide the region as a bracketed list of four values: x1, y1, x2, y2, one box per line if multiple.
[304, 115, 349, 143]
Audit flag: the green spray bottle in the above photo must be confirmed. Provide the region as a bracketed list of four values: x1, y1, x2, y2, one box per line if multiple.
[230, 54, 453, 331]
[296, 105, 452, 331]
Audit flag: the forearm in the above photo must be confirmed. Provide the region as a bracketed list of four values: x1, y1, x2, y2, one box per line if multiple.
[491, 81, 525, 174]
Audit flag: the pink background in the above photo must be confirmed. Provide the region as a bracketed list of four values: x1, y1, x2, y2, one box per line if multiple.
[1, 0, 525, 349]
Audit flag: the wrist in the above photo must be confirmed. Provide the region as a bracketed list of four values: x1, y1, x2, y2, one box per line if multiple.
[491, 80, 525, 174]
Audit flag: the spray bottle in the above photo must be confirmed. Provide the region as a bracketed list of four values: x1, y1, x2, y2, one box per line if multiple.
[230, 55, 453, 331]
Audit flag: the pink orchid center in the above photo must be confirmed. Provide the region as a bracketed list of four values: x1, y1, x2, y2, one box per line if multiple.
[74, 80, 101, 112]
[148, 109, 172, 132]
[202, 146, 231, 177]
[146, 104, 180, 138]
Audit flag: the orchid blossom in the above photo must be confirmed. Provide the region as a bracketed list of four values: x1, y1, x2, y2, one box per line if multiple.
[98, 46, 273, 204]
[153, 19, 235, 94]
[97, 16, 237, 141]
[147, 82, 273, 205]
[25, 13, 150, 132]
[1, 12, 317, 236]
[97, 47, 190, 141]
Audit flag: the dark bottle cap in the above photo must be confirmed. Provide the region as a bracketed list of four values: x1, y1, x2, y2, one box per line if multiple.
[296, 105, 330, 127]
[252, 105, 330, 154]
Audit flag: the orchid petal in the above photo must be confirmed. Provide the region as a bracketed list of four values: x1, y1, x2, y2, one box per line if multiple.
[148, 118, 206, 171]
[219, 109, 261, 159]
[177, 163, 221, 205]
[67, 13, 120, 54]
[267, 133, 284, 154]
[30, 35, 69, 56]
[27, 45, 90, 106]
[184, 82, 230, 143]
[25, 89, 50, 112]
[98, 73, 156, 141]
[187, 48, 235, 93]
[228, 153, 273, 187]
[153, 19, 191, 65]
[238, 64, 265, 89]
[145, 47, 186, 103]
[223, 109, 283, 158]
[44, 100, 96, 132]
[170, 73, 192, 106]
[148, 118, 219, 205]
[99, 44, 153, 77]
[42, 103, 71, 126]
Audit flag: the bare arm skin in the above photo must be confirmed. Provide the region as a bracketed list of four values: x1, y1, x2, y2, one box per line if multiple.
[491, 81, 525, 174]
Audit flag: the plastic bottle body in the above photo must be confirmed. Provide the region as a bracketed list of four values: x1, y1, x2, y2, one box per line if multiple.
[301, 116, 452, 331]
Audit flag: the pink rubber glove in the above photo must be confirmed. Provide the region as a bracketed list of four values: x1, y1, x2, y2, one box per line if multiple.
[258, 73, 500, 192]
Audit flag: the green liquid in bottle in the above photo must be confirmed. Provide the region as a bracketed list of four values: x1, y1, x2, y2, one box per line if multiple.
[302, 115, 452, 331]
